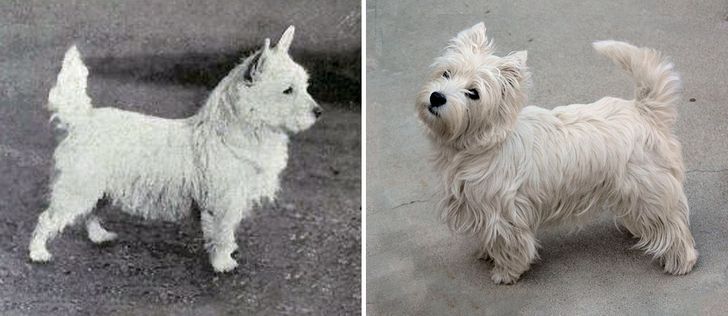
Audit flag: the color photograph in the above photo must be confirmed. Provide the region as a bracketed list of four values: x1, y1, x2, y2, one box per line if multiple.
[367, 0, 728, 314]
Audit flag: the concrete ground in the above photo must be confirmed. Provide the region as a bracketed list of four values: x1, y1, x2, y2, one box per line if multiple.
[0, 1, 360, 315]
[367, 0, 728, 314]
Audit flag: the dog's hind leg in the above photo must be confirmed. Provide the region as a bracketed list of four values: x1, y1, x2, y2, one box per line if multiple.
[29, 173, 102, 262]
[618, 170, 698, 275]
[201, 204, 247, 273]
[85, 215, 117, 244]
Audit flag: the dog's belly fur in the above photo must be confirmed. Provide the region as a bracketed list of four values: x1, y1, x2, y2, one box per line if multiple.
[445, 97, 682, 229]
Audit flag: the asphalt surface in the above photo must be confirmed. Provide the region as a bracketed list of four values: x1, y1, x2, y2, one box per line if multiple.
[0, 1, 360, 315]
[367, 0, 728, 314]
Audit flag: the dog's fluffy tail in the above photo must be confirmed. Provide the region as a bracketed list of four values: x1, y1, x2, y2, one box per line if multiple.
[593, 40, 681, 127]
[47, 45, 92, 121]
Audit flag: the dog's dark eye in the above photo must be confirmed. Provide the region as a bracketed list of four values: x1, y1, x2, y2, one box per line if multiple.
[283, 86, 293, 94]
[442, 71, 450, 79]
[466, 89, 479, 100]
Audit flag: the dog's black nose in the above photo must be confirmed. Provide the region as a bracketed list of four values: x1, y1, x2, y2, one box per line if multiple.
[313, 107, 323, 118]
[430, 92, 447, 107]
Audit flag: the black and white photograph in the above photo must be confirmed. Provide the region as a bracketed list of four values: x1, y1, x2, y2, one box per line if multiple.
[0, 1, 360, 314]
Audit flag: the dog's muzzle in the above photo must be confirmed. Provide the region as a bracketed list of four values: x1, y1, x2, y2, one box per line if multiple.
[313, 106, 323, 118]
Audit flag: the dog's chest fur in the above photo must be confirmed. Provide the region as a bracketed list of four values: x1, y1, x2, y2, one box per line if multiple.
[198, 128, 289, 209]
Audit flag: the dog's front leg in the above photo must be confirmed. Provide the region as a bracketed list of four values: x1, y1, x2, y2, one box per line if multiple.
[486, 227, 538, 285]
[200, 204, 246, 273]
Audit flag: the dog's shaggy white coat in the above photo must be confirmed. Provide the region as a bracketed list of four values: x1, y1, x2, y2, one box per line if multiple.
[29, 26, 322, 272]
[417, 23, 697, 284]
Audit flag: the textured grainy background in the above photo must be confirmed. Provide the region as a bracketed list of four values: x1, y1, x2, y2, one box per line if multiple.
[0, 1, 360, 315]
[367, 0, 728, 314]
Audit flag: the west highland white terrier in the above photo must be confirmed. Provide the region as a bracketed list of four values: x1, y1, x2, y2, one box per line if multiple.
[29, 26, 322, 272]
[417, 23, 697, 284]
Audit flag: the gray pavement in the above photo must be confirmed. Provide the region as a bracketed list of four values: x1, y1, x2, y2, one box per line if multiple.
[0, 1, 360, 315]
[366, 0, 728, 314]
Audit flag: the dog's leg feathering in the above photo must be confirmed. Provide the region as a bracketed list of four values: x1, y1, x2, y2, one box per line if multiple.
[617, 170, 698, 275]
[486, 228, 538, 285]
[201, 205, 247, 273]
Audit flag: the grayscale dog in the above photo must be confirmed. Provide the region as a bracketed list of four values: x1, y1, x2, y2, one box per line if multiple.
[29, 26, 322, 272]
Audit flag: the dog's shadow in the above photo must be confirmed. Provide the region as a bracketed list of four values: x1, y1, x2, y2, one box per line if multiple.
[484, 223, 666, 284]
[396, 221, 666, 312]
[84, 47, 361, 106]
[85, 199, 209, 263]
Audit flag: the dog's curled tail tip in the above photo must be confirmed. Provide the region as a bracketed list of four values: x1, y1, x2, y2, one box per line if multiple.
[592, 40, 626, 52]
[47, 44, 92, 117]
[63, 45, 82, 62]
[593, 40, 681, 127]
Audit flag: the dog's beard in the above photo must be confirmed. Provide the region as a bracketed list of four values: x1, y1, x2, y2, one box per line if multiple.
[421, 107, 466, 143]
[417, 88, 466, 140]
[282, 112, 317, 133]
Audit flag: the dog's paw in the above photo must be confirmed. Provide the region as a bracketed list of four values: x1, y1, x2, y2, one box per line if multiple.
[663, 247, 698, 275]
[29, 248, 52, 263]
[89, 230, 118, 244]
[211, 255, 239, 273]
[490, 266, 520, 285]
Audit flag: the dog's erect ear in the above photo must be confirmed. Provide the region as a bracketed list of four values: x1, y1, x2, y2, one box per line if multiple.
[504, 50, 527, 69]
[261, 38, 271, 55]
[453, 22, 492, 53]
[275, 25, 295, 53]
[243, 38, 271, 84]
[498, 50, 528, 91]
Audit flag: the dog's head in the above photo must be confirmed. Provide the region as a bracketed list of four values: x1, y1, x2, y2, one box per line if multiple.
[220, 25, 322, 133]
[417, 23, 529, 148]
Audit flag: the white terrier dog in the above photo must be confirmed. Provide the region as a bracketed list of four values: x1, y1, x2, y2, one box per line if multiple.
[29, 26, 322, 272]
[417, 23, 697, 284]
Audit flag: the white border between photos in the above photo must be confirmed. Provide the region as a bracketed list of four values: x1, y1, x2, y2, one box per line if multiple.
[360, 0, 367, 314]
